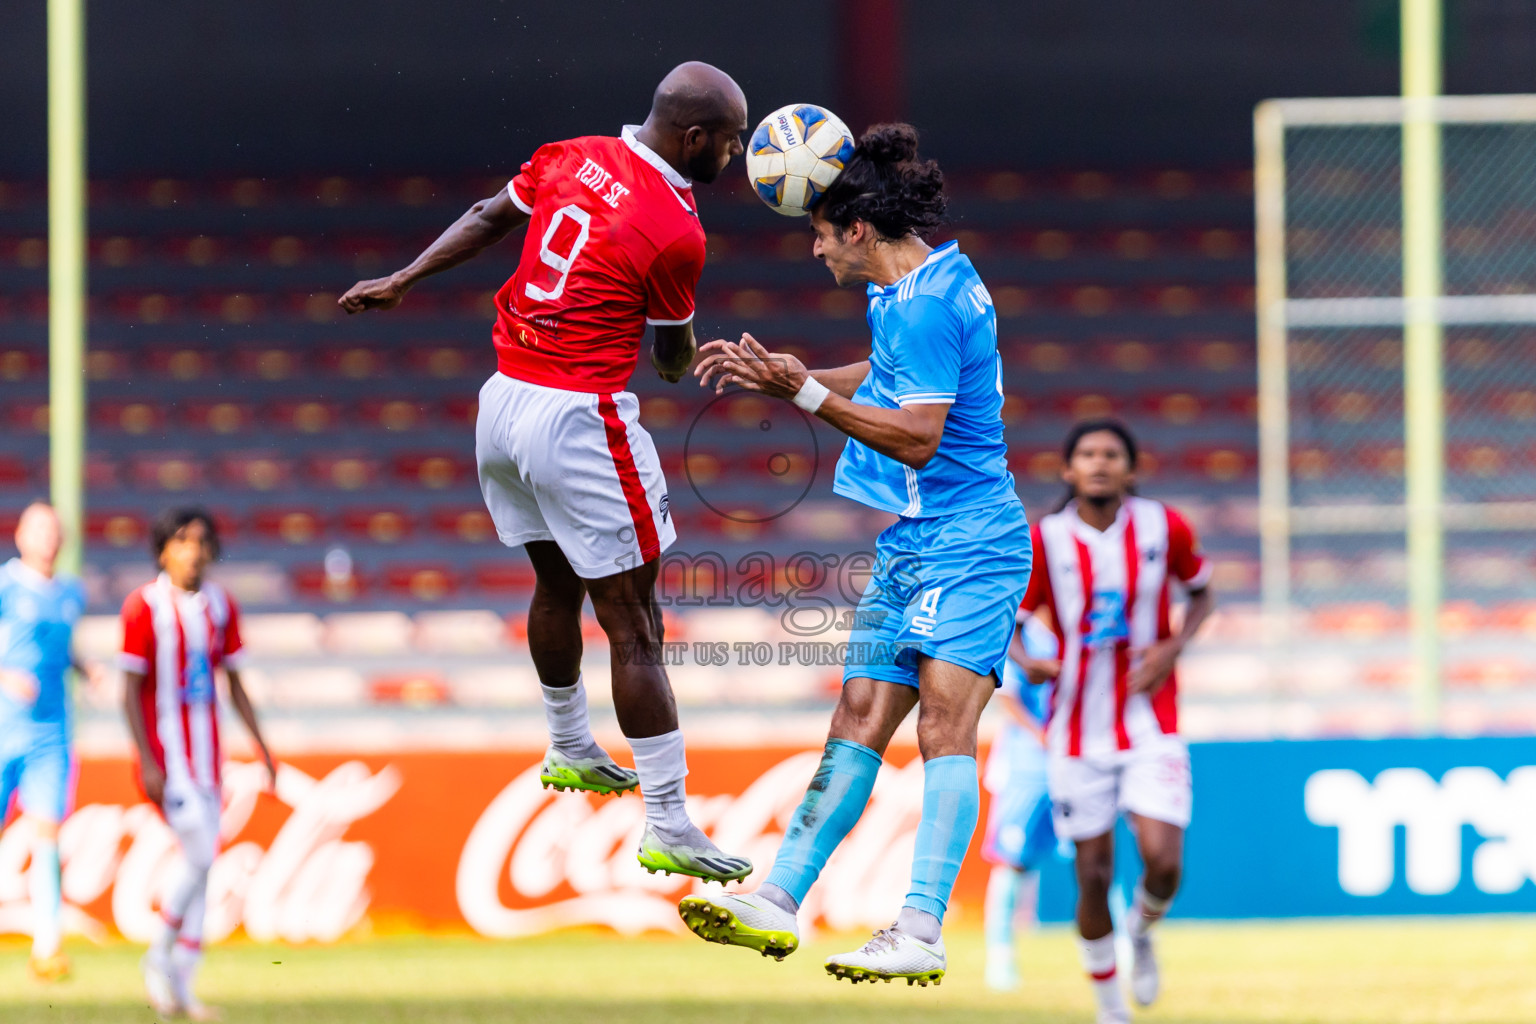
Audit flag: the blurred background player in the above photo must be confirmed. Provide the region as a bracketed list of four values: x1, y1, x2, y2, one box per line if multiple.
[681, 123, 1032, 985]
[336, 62, 753, 883]
[1018, 420, 1214, 1024]
[0, 502, 103, 981]
[980, 613, 1064, 992]
[121, 507, 275, 1021]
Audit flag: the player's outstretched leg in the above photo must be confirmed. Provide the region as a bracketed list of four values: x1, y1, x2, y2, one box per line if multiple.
[524, 543, 639, 797]
[678, 736, 883, 957]
[826, 661, 991, 986]
[826, 754, 977, 986]
[587, 560, 749, 883]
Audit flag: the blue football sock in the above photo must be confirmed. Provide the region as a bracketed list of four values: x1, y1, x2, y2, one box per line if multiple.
[904, 754, 980, 923]
[985, 864, 1023, 951]
[764, 738, 882, 906]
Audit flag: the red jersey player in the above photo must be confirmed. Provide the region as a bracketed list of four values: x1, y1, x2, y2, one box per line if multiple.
[338, 62, 752, 883]
[1017, 420, 1215, 1024]
[121, 507, 275, 1020]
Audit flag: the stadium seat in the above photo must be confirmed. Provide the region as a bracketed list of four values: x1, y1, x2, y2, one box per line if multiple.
[251, 507, 328, 545]
[233, 347, 302, 380]
[392, 452, 472, 490]
[85, 510, 147, 549]
[471, 563, 538, 595]
[382, 563, 458, 602]
[274, 400, 341, 433]
[0, 348, 41, 381]
[407, 345, 479, 379]
[220, 453, 295, 491]
[185, 400, 255, 434]
[8, 401, 48, 434]
[369, 673, 452, 708]
[360, 399, 430, 432]
[291, 565, 368, 603]
[320, 345, 389, 379]
[429, 507, 497, 544]
[92, 401, 167, 435]
[0, 457, 30, 488]
[130, 453, 204, 492]
[340, 508, 415, 544]
[310, 455, 382, 490]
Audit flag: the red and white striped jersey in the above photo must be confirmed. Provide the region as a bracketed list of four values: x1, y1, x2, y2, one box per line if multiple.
[119, 575, 246, 791]
[1020, 496, 1211, 759]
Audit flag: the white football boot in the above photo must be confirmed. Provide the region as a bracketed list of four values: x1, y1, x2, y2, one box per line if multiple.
[539, 747, 639, 796]
[1130, 928, 1160, 1006]
[678, 891, 799, 960]
[635, 823, 753, 883]
[825, 926, 946, 986]
[141, 949, 181, 1017]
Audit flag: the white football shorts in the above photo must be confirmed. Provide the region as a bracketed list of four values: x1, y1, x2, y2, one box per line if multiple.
[1046, 735, 1192, 842]
[475, 372, 676, 579]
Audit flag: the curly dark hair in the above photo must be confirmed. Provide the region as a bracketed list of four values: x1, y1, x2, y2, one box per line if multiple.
[815, 123, 947, 241]
[150, 506, 221, 561]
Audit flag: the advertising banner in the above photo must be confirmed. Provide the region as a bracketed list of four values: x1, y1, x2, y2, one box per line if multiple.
[3, 736, 1534, 943]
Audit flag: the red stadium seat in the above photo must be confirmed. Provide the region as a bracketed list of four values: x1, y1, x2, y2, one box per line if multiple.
[472, 563, 538, 595]
[273, 400, 342, 433]
[309, 455, 382, 491]
[429, 507, 497, 544]
[130, 453, 204, 492]
[233, 346, 302, 380]
[85, 510, 147, 549]
[8, 401, 48, 434]
[319, 345, 390, 379]
[392, 452, 471, 490]
[184, 401, 256, 434]
[340, 508, 415, 544]
[0, 457, 30, 488]
[0, 348, 42, 381]
[291, 565, 368, 603]
[360, 399, 430, 432]
[219, 453, 295, 491]
[442, 396, 479, 426]
[369, 673, 452, 708]
[92, 400, 167, 435]
[86, 348, 131, 380]
[146, 347, 217, 380]
[1180, 446, 1256, 482]
[251, 507, 327, 545]
[407, 345, 480, 379]
[382, 563, 458, 602]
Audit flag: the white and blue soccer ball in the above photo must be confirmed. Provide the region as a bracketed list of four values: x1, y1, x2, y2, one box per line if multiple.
[746, 103, 856, 216]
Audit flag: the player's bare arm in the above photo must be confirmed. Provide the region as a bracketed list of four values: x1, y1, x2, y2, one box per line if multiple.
[339, 189, 532, 314]
[1128, 583, 1215, 696]
[122, 670, 164, 806]
[650, 322, 697, 383]
[227, 668, 276, 789]
[705, 334, 946, 468]
[1010, 620, 1062, 686]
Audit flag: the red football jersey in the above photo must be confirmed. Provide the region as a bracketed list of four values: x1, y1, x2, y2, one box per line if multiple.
[492, 126, 707, 393]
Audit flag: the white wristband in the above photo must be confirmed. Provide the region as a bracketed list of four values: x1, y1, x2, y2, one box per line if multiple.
[791, 376, 830, 413]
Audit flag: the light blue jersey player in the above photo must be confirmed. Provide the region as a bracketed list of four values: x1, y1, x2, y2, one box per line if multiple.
[0, 502, 98, 980]
[981, 615, 1066, 990]
[681, 123, 1032, 985]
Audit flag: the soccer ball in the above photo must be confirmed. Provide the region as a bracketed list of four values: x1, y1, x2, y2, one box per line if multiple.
[746, 103, 856, 217]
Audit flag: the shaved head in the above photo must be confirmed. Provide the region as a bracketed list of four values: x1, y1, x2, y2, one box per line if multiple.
[638, 62, 748, 184]
[15, 501, 62, 576]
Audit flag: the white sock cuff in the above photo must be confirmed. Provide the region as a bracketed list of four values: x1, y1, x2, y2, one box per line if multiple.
[540, 676, 586, 705]
[1078, 933, 1118, 974]
[1135, 882, 1172, 916]
[628, 729, 688, 786]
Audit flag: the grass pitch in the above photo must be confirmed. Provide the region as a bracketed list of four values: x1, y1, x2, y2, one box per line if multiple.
[2, 919, 1534, 1023]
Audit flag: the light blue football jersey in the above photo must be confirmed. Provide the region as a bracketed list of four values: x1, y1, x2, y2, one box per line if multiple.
[832, 240, 1018, 518]
[0, 558, 86, 726]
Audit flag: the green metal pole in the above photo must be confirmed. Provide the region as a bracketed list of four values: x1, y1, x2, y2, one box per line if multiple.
[48, 0, 86, 576]
[1401, 0, 1444, 733]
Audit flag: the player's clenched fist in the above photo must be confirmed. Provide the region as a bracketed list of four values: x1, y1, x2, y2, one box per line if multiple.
[338, 275, 407, 314]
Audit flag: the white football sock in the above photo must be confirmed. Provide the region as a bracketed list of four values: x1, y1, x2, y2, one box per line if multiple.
[628, 729, 692, 833]
[1079, 933, 1129, 1020]
[28, 837, 62, 959]
[1130, 882, 1173, 939]
[541, 677, 603, 759]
